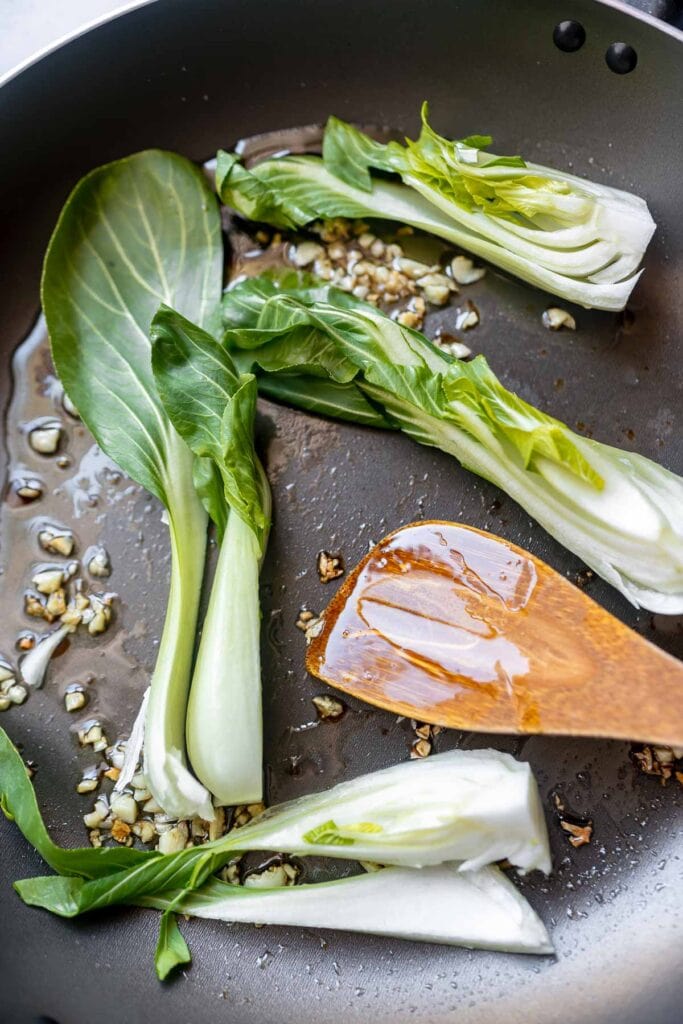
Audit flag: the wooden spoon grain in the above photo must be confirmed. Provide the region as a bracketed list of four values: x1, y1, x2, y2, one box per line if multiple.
[306, 520, 683, 745]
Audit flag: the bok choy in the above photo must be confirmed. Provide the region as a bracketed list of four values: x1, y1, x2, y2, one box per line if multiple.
[216, 104, 655, 311]
[221, 275, 683, 613]
[151, 307, 271, 805]
[142, 864, 553, 956]
[7, 746, 550, 917]
[42, 151, 222, 821]
[1, 724, 551, 973]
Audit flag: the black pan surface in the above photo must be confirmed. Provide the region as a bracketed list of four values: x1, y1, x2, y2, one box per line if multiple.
[0, 2, 681, 1022]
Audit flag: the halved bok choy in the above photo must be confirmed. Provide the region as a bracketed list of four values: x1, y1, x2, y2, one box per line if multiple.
[13, 747, 551, 920]
[1, 726, 552, 975]
[151, 306, 271, 806]
[216, 104, 655, 311]
[221, 274, 683, 613]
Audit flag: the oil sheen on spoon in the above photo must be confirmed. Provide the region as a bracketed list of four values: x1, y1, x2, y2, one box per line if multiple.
[307, 520, 683, 742]
[307, 520, 550, 733]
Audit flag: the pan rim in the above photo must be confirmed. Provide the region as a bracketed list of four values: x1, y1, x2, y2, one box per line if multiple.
[0, 0, 680, 93]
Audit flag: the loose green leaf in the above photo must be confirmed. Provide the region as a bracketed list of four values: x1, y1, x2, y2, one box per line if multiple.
[155, 912, 192, 980]
[42, 150, 223, 821]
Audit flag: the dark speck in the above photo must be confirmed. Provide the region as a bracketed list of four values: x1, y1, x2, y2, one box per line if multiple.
[574, 568, 595, 589]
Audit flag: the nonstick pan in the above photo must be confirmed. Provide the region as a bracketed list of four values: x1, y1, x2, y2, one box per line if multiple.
[0, 2, 681, 1022]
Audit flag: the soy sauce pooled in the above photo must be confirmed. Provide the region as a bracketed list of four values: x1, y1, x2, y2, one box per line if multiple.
[307, 521, 564, 734]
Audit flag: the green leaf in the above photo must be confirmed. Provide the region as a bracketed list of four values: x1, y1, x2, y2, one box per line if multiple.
[192, 456, 228, 542]
[14, 846, 220, 917]
[216, 149, 320, 230]
[302, 819, 386, 844]
[0, 727, 149, 878]
[442, 357, 604, 489]
[42, 150, 222, 506]
[151, 305, 240, 462]
[151, 306, 269, 548]
[302, 819, 356, 846]
[155, 912, 192, 980]
[217, 153, 404, 225]
[459, 134, 494, 149]
[219, 375, 268, 545]
[256, 373, 393, 429]
[322, 116, 405, 191]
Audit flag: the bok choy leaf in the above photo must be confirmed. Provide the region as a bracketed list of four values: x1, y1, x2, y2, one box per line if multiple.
[151, 306, 271, 806]
[143, 863, 554, 956]
[42, 151, 223, 821]
[0, 727, 148, 878]
[216, 104, 655, 311]
[221, 276, 683, 613]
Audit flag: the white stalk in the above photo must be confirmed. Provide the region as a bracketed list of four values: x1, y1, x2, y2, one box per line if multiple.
[143, 442, 214, 822]
[231, 747, 551, 874]
[258, 160, 646, 309]
[186, 510, 263, 805]
[142, 863, 554, 955]
[114, 687, 150, 794]
[362, 383, 683, 614]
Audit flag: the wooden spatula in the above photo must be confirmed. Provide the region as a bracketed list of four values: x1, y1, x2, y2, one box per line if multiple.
[306, 521, 683, 745]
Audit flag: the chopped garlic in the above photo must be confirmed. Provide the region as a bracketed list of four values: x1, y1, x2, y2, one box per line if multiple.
[450, 255, 486, 285]
[243, 864, 292, 889]
[29, 422, 62, 455]
[38, 528, 75, 557]
[111, 794, 138, 824]
[158, 821, 189, 854]
[291, 241, 324, 267]
[542, 307, 576, 331]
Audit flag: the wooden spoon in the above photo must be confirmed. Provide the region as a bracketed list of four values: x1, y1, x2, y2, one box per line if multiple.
[306, 521, 683, 745]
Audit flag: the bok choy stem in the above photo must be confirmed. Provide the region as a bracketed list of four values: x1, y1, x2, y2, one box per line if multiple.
[151, 306, 272, 806]
[185, 503, 264, 804]
[143, 460, 214, 821]
[142, 864, 554, 956]
[215, 104, 655, 311]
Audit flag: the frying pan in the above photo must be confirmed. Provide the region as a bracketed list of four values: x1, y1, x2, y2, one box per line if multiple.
[0, 1, 681, 1022]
